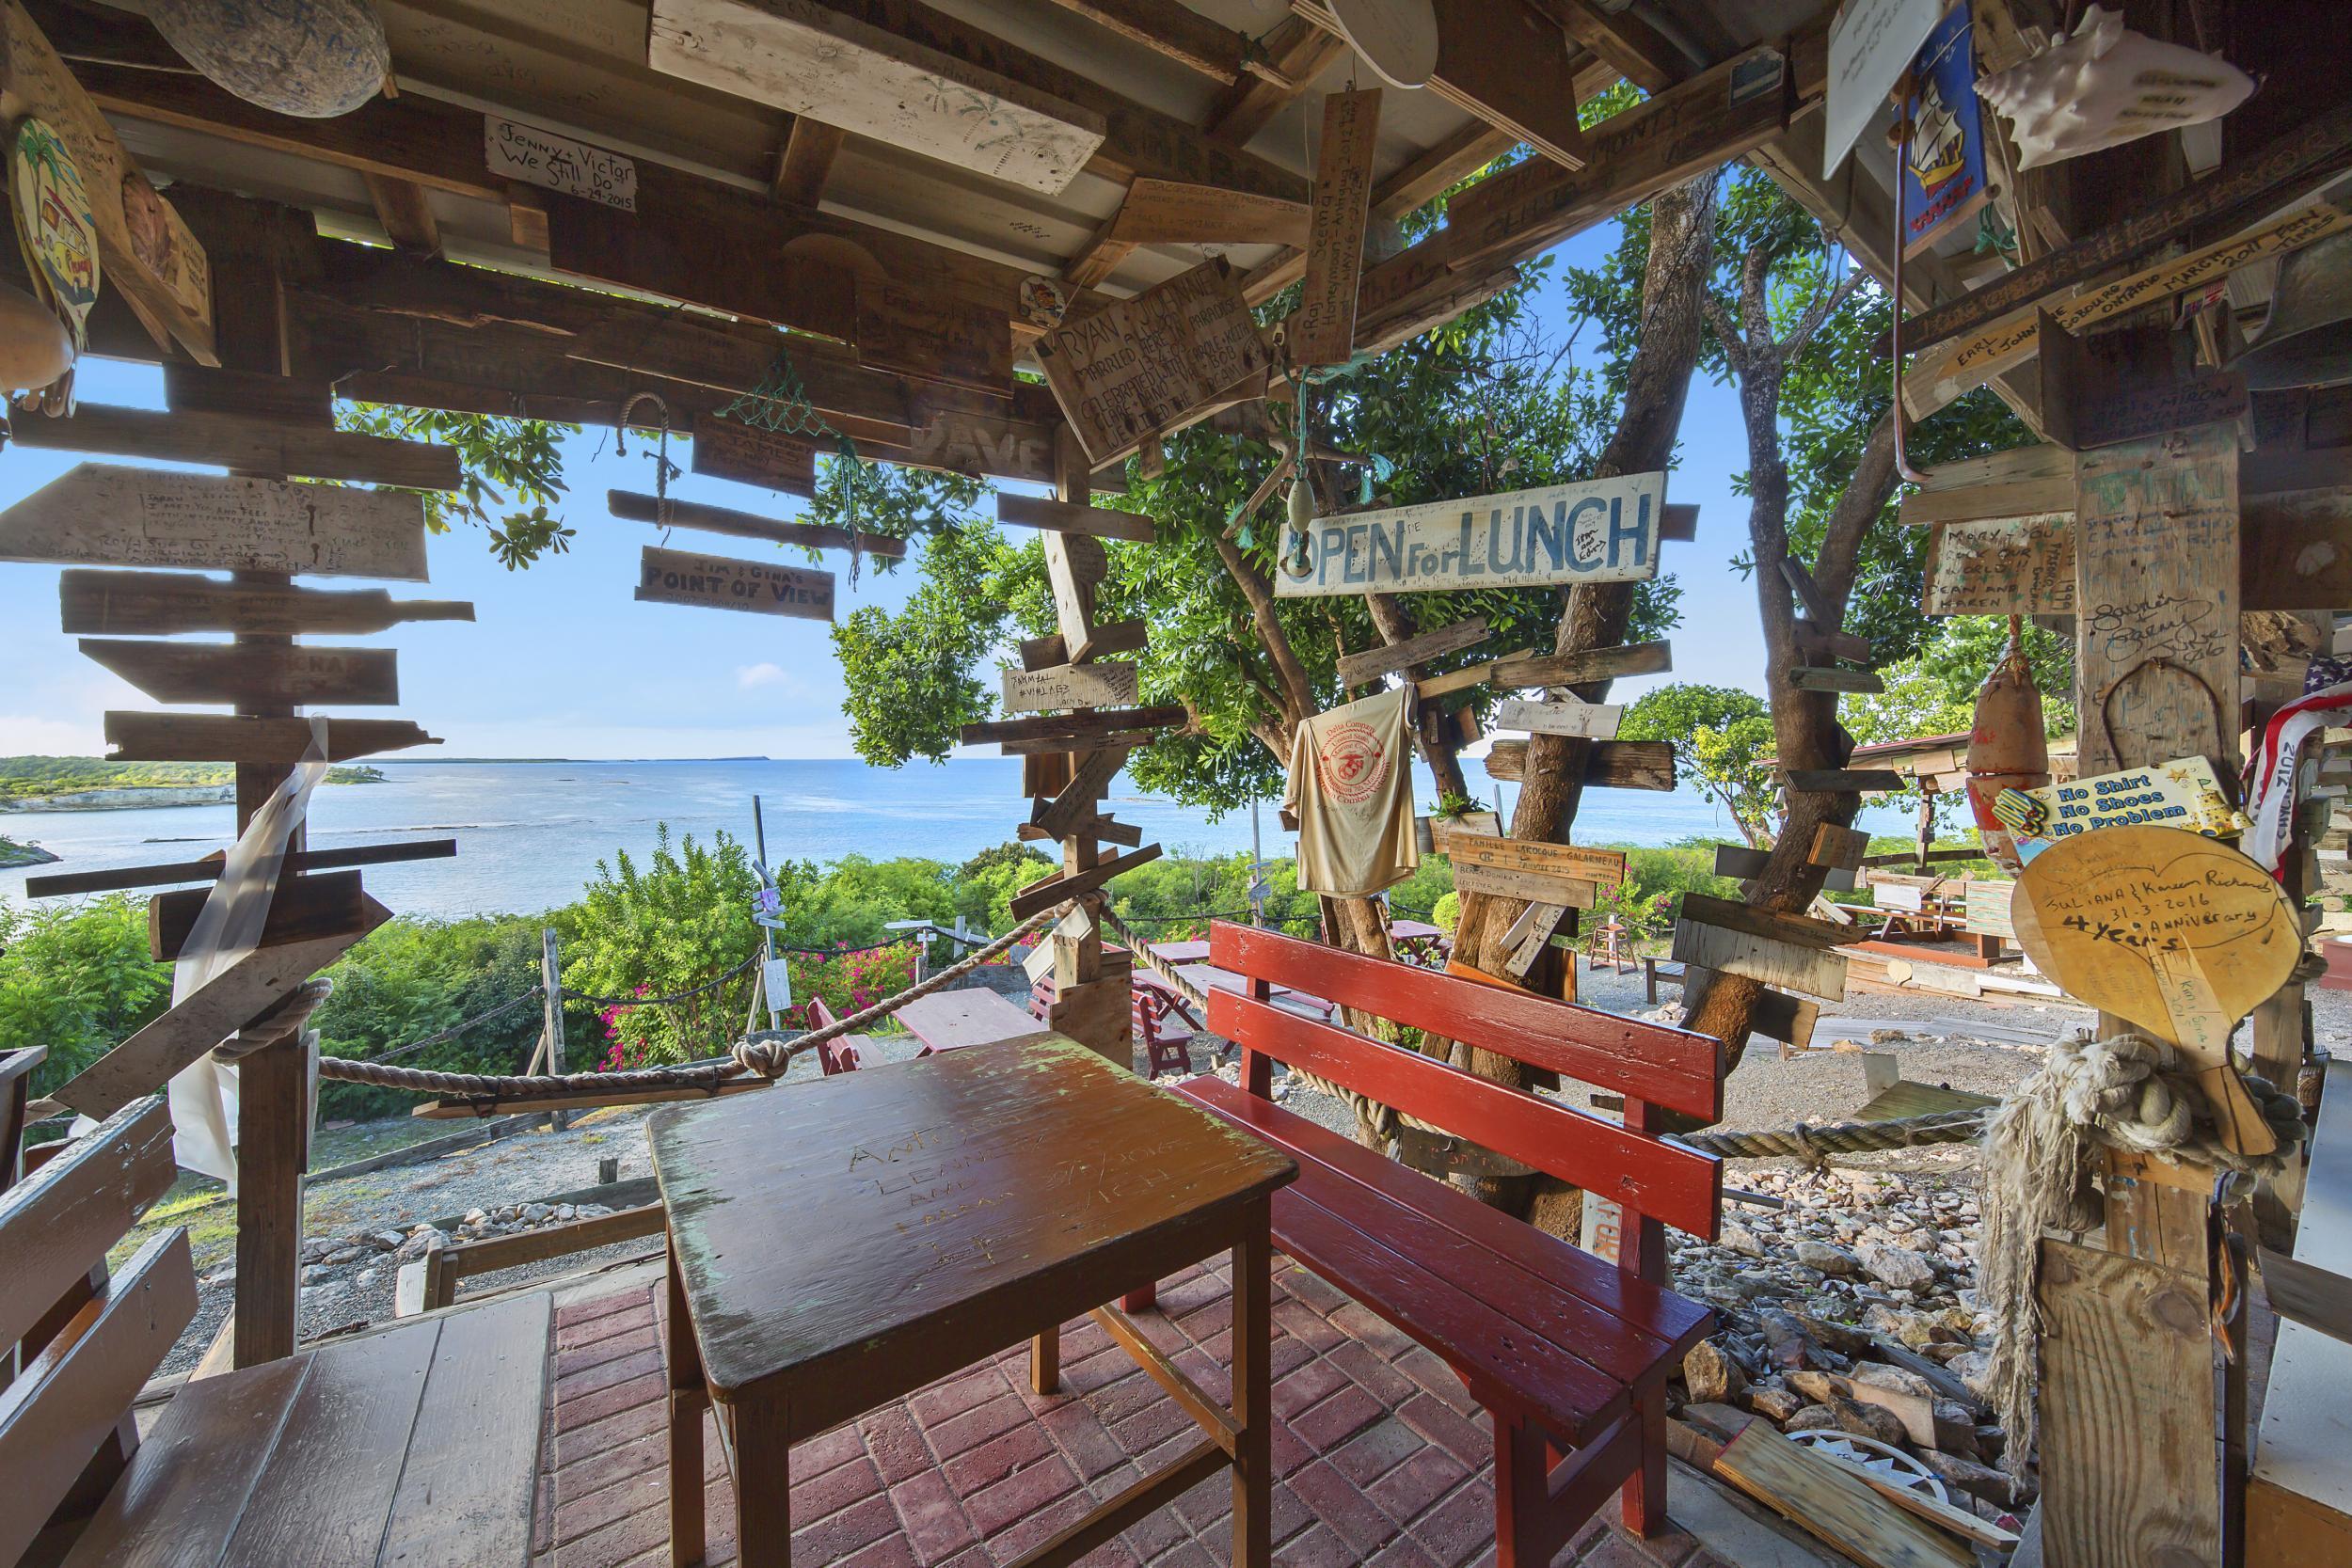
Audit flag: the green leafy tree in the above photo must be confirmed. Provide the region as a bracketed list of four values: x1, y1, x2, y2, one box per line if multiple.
[337, 404, 580, 568]
[0, 896, 172, 1098]
[561, 826, 765, 1065]
[1619, 684, 1778, 846]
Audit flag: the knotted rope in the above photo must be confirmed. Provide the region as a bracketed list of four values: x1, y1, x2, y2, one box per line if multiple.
[1673, 1106, 1994, 1161]
[1977, 1033, 2306, 1478]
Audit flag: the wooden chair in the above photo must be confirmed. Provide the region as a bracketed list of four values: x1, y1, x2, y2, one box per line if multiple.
[1583, 915, 1635, 975]
[806, 996, 863, 1074]
[1130, 976, 1201, 1078]
[2, 1094, 550, 1568]
[1156, 923, 1724, 1562]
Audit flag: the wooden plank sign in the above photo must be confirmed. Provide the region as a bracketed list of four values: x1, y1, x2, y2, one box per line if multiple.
[485, 116, 638, 211]
[1923, 515, 2075, 616]
[1034, 258, 1270, 466]
[1274, 473, 1667, 597]
[1335, 616, 1490, 689]
[104, 712, 439, 764]
[646, 0, 1107, 196]
[1295, 87, 1381, 367]
[7, 404, 462, 491]
[1001, 661, 1138, 714]
[0, 465, 427, 579]
[634, 546, 834, 620]
[79, 640, 399, 706]
[1493, 696, 1622, 739]
[691, 416, 817, 495]
[59, 572, 471, 637]
[1105, 179, 1310, 248]
[1452, 860, 1597, 910]
[1435, 828, 1626, 889]
[2039, 309, 2249, 453]
[1483, 738, 1674, 792]
[1671, 919, 1849, 1004]
[0, 1, 214, 361]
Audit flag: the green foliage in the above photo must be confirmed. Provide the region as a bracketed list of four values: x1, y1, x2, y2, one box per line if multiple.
[1, 835, 55, 867]
[338, 404, 579, 569]
[312, 914, 547, 1119]
[1432, 890, 1460, 936]
[562, 826, 765, 1067]
[0, 896, 171, 1098]
[1840, 616, 2073, 834]
[0, 756, 381, 800]
[834, 526, 1027, 766]
[1619, 685, 1778, 844]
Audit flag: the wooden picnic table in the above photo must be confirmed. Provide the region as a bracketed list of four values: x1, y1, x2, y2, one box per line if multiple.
[893, 986, 1044, 1053]
[648, 1034, 1297, 1568]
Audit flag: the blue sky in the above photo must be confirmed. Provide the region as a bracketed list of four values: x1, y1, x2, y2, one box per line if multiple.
[0, 222, 1767, 761]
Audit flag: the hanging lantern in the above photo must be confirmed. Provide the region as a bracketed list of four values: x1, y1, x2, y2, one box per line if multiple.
[1965, 618, 2050, 874]
[1284, 474, 1314, 575]
[142, 0, 393, 119]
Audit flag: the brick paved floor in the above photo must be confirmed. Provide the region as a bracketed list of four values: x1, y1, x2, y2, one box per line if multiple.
[532, 1257, 1730, 1568]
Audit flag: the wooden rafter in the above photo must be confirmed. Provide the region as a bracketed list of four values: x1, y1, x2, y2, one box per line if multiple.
[1040, 0, 1290, 88]
[1204, 15, 1344, 145]
[770, 117, 846, 205]
[1292, 0, 1590, 170]
[362, 172, 441, 258]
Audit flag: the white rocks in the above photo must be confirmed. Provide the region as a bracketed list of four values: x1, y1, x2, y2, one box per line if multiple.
[1792, 1240, 1859, 1275]
[1719, 1221, 1767, 1258]
[1682, 1339, 1747, 1405]
[1947, 1349, 1996, 1401]
[1858, 1243, 1937, 1291]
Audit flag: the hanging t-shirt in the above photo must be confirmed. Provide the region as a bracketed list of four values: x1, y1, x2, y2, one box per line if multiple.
[1286, 687, 1419, 897]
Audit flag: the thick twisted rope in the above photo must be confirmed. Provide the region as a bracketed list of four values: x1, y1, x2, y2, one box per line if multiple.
[317, 911, 1057, 1102]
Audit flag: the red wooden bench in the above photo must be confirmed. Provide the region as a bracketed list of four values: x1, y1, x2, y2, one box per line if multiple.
[1159, 922, 1724, 1563]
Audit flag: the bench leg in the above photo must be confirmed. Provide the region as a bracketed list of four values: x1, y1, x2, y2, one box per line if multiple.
[1030, 1323, 1060, 1396]
[1493, 1418, 1553, 1568]
[1619, 1384, 1668, 1537]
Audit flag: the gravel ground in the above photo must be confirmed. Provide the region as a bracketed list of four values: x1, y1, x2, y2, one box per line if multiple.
[135, 960, 2352, 1373]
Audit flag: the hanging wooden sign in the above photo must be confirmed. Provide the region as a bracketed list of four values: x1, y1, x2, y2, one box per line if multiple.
[2010, 826, 2299, 1068]
[691, 416, 817, 495]
[0, 1, 214, 362]
[1295, 87, 1382, 368]
[0, 465, 428, 579]
[485, 116, 638, 212]
[634, 546, 834, 620]
[2039, 309, 2249, 452]
[1104, 179, 1311, 248]
[59, 571, 472, 637]
[1001, 661, 1138, 714]
[995, 494, 1157, 543]
[1452, 860, 1597, 910]
[1436, 829, 1626, 889]
[1923, 515, 2076, 615]
[646, 0, 1106, 196]
[1275, 473, 1668, 597]
[79, 639, 400, 706]
[1034, 258, 1270, 466]
[1493, 696, 1623, 739]
[104, 711, 438, 765]
[2000, 756, 2250, 864]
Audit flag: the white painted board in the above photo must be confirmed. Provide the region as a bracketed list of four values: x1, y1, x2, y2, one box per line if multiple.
[1274, 473, 1668, 597]
[485, 117, 637, 211]
[1823, 0, 1944, 179]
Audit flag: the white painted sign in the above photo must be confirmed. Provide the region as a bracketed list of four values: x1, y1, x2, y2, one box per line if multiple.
[1274, 473, 1668, 598]
[1494, 697, 1624, 739]
[485, 117, 638, 211]
[763, 956, 794, 1010]
[1002, 661, 1138, 714]
[1822, 0, 1944, 179]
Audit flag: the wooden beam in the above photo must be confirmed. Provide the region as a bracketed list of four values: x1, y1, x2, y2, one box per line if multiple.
[25, 839, 456, 899]
[1294, 1, 1588, 170]
[1041, 0, 1264, 86]
[1418, 641, 1672, 700]
[1204, 16, 1344, 145]
[1373, 123, 1517, 226]
[770, 118, 846, 205]
[1009, 843, 1163, 919]
[1336, 617, 1492, 688]
[961, 705, 1187, 748]
[150, 870, 368, 963]
[1020, 619, 1148, 670]
[1548, 0, 1689, 93]
[4, 403, 462, 490]
[80, 640, 399, 707]
[605, 491, 905, 558]
[362, 173, 442, 259]
[1105, 179, 1311, 248]
[995, 493, 1157, 543]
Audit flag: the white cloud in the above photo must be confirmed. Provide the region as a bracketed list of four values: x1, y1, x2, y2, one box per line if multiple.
[735, 662, 801, 692]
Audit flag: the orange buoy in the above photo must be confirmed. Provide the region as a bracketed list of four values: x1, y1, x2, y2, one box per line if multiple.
[1966, 617, 2050, 873]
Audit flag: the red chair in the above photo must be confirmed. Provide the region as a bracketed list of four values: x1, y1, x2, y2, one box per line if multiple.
[1131, 977, 1202, 1079]
[805, 998, 862, 1075]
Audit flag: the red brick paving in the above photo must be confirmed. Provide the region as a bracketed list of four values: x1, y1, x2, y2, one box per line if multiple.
[532, 1260, 1732, 1568]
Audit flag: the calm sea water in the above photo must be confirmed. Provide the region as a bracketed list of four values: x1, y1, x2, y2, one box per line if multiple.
[0, 757, 1885, 920]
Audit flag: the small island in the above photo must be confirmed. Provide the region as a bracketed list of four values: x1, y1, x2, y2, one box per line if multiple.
[1, 834, 58, 867]
[0, 757, 387, 813]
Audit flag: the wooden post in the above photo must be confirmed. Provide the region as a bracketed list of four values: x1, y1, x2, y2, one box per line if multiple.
[542, 928, 568, 1132]
[2038, 425, 2241, 1566]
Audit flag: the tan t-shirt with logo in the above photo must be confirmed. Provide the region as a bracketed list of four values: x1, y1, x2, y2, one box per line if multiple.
[1285, 687, 1420, 897]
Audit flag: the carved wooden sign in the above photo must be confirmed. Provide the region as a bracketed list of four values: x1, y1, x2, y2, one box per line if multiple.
[1295, 87, 1381, 367]
[1275, 473, 1668, 597]
[634, 546, 834, 620]
[691, 416, 818, 495]
[1493, 697, 1623, 739]
[1106, 179, 1310, 248]
[1034, 259, 1270, 466]
[0, 465, 427, 579]
[1001, 661, 1138, 714]
[1923, 515, 2075, 616]
[1435, 827, 1627, 888]
[646, 0, 1107, 195]
[2040, 309, 2249, 452]
[485, 117, 638, 211]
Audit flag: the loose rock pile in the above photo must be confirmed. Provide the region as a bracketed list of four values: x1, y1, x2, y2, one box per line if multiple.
[291, 1201, 620, 1289]
[1668, 1165, 2032, 1519]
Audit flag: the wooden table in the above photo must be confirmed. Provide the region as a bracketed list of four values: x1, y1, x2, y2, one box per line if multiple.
[892, 987, 1045, 1053]
[648, 1034, 1297, 1568]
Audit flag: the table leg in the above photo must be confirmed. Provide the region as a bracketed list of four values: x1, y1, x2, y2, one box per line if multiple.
[666, 1235, 707, 1568]
[735, 1395, 793, 1568]
[1230, 1200, 1273, 1568]
[1030, 1324, 1060, 1396]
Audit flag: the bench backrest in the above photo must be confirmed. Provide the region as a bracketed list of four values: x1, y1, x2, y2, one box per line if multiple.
[805, 999, 861, 1074]
[1205, 922, 1724, 1244]
[0, 1094, 194, 1568]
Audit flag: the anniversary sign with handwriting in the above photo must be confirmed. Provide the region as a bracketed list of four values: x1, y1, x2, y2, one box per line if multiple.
[1274, 473, 1667, 597]
[1034, 259, 1269, 466]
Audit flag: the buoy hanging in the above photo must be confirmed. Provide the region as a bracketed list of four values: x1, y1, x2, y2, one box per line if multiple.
[1965, 616, 2050, 874]
[0, 281, 74, 396]
[141, 0, 393, 119]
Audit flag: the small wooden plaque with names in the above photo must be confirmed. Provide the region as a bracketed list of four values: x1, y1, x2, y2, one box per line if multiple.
[1002, 661, 1139, 713]
[1034, 259, 1269, 466]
